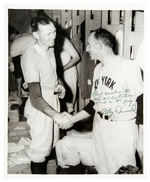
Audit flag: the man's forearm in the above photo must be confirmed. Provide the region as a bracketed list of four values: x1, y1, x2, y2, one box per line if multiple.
[63, 58, 78, 71]
[28, 82, 58, 118]
[72, 110, 90, 124]
[43, 106, 59, 118]
[30, 94, 58, 118]
[71, 100, 95, 124]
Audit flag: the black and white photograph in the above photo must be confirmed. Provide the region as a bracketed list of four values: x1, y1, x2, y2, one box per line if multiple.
[2, 1, 150, 181]
[6, 7, 144, 176]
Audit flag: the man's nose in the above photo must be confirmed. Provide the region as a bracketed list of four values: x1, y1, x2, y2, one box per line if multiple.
[52, 32, 56, 39]
[50, 33, 56, 40]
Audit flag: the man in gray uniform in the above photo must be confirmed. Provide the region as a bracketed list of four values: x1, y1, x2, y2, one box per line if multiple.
[20, 15, 66, 174]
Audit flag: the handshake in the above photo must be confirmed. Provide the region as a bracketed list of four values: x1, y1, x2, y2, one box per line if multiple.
[53, 112, 74, 130]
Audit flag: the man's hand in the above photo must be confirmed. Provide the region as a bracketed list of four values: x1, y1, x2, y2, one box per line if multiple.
[56, 84, 66, 99]
[53, 112, 73, 129]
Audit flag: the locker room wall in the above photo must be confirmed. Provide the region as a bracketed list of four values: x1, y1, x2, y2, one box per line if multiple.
[8, 9, 31, 33]
[123, 11, 144, 60]
[8, 9, 144, 111]
[9, 9, 144, 59]
[46, 10, 144, 111]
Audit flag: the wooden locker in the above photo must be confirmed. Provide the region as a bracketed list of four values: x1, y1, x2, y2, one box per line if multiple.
[85, 10, 102, 44]
[102, 10, 124, 35]
[51, 10, 61, 24]
[61, 10, 72, 29]
[123, 10, 144, 60]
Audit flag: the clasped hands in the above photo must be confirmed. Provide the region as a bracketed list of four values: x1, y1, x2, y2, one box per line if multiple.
[53, 112, 74, 129]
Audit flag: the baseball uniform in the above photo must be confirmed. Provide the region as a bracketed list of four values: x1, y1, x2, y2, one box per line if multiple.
[21, 42, 60, 163]
[56, 56, 143, 174]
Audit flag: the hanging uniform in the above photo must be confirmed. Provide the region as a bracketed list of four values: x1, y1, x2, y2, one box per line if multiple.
[79, 51, 96, 99]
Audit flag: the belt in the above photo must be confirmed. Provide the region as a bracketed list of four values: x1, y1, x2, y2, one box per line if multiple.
[97, 112, 111, 121]
[54, 91, 61, 95]
[97, 112, 136, 122]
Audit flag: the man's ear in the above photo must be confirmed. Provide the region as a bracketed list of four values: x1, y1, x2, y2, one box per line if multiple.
[33, 32, 39, 40]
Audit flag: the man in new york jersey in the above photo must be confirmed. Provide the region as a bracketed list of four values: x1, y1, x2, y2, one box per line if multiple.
[55, 28, 143, 174]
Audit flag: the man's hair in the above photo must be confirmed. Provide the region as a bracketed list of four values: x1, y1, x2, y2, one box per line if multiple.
[93, 28, 118, 55]
[31, 14, 54, 32]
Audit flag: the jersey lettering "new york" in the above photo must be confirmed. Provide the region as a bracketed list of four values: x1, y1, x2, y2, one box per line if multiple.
[102, 76, 116, 90]
[94, 75, 116, 92]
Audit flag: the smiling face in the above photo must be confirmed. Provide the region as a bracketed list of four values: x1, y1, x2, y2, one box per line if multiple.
[86, 32, 101, 60]
[35, 22, 56, 48]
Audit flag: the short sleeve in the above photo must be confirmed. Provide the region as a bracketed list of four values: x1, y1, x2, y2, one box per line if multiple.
[21, 51, 40, 83]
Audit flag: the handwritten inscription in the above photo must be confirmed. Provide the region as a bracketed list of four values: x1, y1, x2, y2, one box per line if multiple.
[92, 89, 136, 115]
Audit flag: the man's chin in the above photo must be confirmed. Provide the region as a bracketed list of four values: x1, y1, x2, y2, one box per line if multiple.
[49, 43, 54, 47]
[48, 41, 55, 47]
